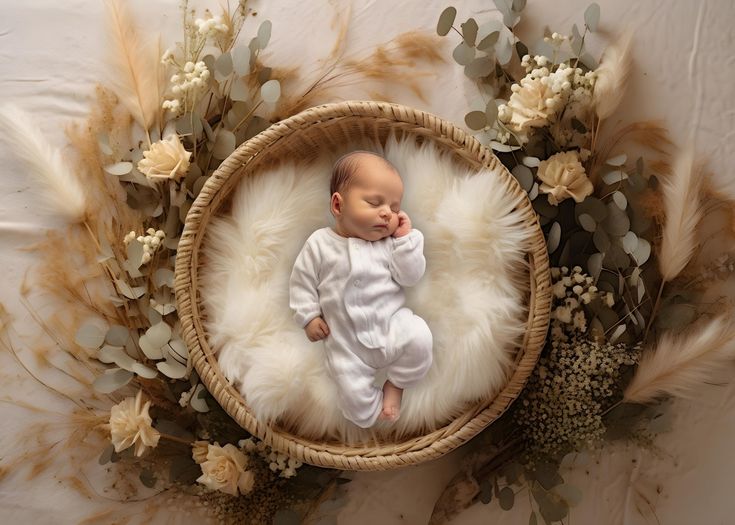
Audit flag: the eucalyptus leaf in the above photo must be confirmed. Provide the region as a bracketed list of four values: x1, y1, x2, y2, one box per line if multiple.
[452, 42, 475, 66]
[190, 384, 209, 413]
[157, 360, 187, 379]
[602, 202, 630, 236]
[485, 100, 498, 124]
[593, 228, 610, 252]
[75, 320, 108, 350]
[528, 182, 539, 200]
[584, 3, 601, 32]
[479, 479, 493, 504]
[656, 303, 696, 329]
[126, 239, 145, 271]
[578, 213, 596, 232]
[231, 45, 251, 76]
[154, 268, 175, 288]
[588, 253, 603, 282]
[106, 325, 130, 346]
[622, 231, 638, 254]
[477, 31, 500, 50]
[609, 324, 626, 343]
[93, 368, 134, 394]
[461, 18, 478, 46]
[498, 486, 514, 510]
[490, 141, 521, 152]
[153, 302, 177, 315]
[104, 162, 133, 176]
[138, 333, 164, 360]
[495, 33, 513, 64]
[637, 277, 646, 303]
[212, 130, 236, 160]
[131, 362, 158, 379]
[230, 78, 249, 102]
[606, 153, 627, 166]
[215, 51, 233, 79]
[98, 345, 137, 370]
[437, 6, 457, 36]
[602, 170, 628, 185]
[465, 111, 487, 130]
[522, 156, 540, 168]
[535, 463, 563, 490]
[553, 483, 583, 507]
[146, 321, 172, 348]
[512, 165, 534, 191]
[257, 20, 272, 48]
[576, 197, 607, 222]
[115, 279, 145, 300]
[99, 443, 114, 465]
[632, 238, 651, 266]
[548, 222, 561, 253]
[166, 339, 189, 365]
[512, 0, 527, 11]
[260, 79, 281, 103]
[604, 243, 630, 270]
[465, 56, 495, 78]
[612, 191, 627, 210]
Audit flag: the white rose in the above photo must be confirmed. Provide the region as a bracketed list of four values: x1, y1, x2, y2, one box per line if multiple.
[197, 443, 255, 496]
[537, 150, 593, 205]
[109, 390, 160, 457]
[137, 134, 191, 182]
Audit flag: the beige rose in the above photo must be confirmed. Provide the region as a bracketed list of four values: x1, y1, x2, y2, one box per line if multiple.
[502, 76, 560, 142]
[191, 440, 209, 464]
[537, 150, 593, 205]
[197, 443, 255, 496]
[109, 390, 160, 457]
[137, 134, 191, 182]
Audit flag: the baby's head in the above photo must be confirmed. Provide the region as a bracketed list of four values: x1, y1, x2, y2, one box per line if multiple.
[329, 151, 403, 241]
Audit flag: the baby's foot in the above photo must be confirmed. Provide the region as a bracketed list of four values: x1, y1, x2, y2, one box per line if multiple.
[379, 381, 403, 422]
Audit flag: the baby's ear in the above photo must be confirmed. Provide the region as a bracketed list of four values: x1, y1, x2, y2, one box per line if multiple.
[330, 192, 343, 217]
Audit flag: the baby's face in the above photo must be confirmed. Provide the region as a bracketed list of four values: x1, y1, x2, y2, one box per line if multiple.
[333, 157, 403, 241]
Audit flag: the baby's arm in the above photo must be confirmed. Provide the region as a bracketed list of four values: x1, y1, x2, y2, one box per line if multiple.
[289, 237, 326, 334]
[389, 215, 426, 287]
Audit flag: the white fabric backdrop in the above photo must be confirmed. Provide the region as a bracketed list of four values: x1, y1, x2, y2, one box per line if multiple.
[1, 0, 734, 523]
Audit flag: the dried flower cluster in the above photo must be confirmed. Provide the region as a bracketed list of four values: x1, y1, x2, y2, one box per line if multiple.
[515, 336, 638, 459]
[108, 390, 161, 456]
[549, 265, 614, 341]
[240, 438, 303, 479]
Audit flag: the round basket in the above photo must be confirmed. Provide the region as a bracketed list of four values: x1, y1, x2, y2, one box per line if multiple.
[174, 100, 551, 471]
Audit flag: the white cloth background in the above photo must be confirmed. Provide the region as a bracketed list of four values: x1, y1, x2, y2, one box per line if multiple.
[1, 0, 734, 523]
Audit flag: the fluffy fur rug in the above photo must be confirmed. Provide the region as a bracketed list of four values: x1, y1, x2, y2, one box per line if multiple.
[201, 137, 531, 444]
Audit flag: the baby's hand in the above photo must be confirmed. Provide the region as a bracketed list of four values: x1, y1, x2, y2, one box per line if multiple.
[305, 317, 330, 341]
[393, 211, 412, 238]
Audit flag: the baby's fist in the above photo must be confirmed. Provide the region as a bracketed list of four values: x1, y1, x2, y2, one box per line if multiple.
[393, 211, 412, 238]
[305, 317, 330, 341]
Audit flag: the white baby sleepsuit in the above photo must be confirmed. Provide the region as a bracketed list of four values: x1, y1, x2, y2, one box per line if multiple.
[289, 227, 433, 428]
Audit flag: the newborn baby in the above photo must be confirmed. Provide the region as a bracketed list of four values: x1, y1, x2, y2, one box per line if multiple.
[289, 151, 433, 428]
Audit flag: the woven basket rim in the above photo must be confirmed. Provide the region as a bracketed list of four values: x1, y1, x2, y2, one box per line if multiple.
[174, 100, 551, 471]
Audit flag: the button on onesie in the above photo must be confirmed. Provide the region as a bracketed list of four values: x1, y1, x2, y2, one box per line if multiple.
[290, 227, 433, 428]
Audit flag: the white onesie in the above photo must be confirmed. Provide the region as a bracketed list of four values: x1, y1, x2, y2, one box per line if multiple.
[289, 227, 433, 428]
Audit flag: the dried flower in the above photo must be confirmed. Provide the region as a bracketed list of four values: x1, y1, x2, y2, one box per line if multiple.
[109, 390, 160, 457]
[191, 440, 209, 464]
[137, 135, 191, 182]
[537, 150, 593, 205]
[197, 443, 255, 496]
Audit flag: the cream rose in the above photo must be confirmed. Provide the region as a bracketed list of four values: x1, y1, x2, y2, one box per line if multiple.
[197, 443, 255, 496]
[537, 150, 593, 205]
[501, 76, 560, 142]
[109, 390, 160, 457]
[137, 134, 191, 182]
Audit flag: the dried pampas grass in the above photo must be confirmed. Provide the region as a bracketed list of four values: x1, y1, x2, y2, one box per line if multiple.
[592, 30, 633, 121]
[624, 315, 735, 404]
[0, 104, 88, 223]
[104, 0, 163, 137]
[658, 147, 704, 282]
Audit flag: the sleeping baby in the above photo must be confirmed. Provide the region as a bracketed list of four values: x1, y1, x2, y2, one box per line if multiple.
[289, 151, 433, 428]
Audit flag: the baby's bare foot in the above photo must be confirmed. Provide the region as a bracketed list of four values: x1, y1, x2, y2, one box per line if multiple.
[379, 381, 403, 422]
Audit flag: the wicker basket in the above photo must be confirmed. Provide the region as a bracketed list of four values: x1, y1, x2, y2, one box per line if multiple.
[174, 101, 551, 471]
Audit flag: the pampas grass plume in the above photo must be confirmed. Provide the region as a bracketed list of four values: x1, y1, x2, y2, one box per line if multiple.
[658, 147, 704, 282]
[104, 0, 161, 133]
[0, 104, 87, 222]
[624, 316, 735, 404]
[593, 30, 633, 121]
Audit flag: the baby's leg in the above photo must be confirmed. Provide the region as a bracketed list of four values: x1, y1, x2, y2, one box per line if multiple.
[325, 339, 383, 428]
[383, 309, 434, 420]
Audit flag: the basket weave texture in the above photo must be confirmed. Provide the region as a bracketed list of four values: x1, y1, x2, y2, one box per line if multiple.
[174, 101, 551, 471]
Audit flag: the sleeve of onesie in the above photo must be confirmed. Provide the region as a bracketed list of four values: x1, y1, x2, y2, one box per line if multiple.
[389, 228, 426, 287]
[289, 235, 323, 327]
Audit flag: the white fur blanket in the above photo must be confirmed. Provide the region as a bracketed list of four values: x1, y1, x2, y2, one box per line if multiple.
[201, 137, 531, 444]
